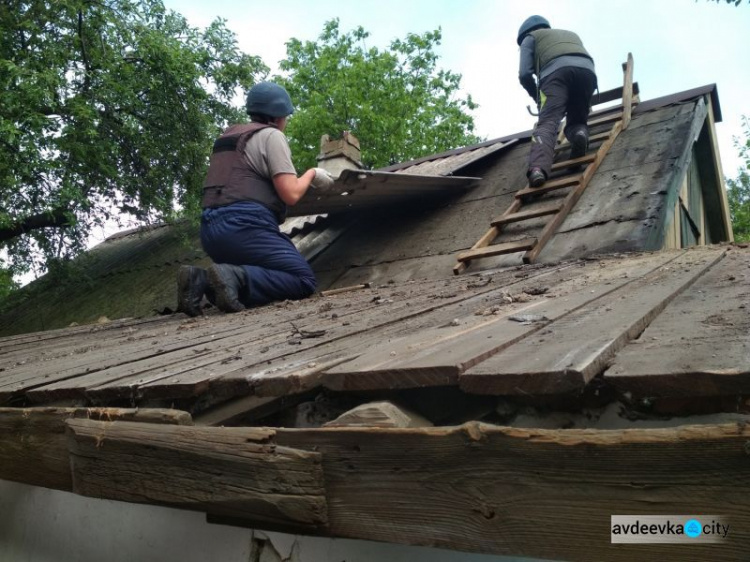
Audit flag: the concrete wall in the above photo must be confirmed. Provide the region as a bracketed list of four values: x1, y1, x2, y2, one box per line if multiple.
[0, 480, 550, 562]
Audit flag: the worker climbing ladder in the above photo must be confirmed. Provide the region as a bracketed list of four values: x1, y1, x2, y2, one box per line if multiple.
[454, 53, 637, 275]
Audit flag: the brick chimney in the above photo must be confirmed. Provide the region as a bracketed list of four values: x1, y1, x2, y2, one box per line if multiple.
[316, 132, 363, 177]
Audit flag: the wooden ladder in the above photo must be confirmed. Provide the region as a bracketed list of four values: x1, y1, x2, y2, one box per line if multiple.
[454, 53, 637, 275]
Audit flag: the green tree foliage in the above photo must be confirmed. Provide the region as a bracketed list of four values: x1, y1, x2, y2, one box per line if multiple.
[0, 0, 267, 278]
[0, 262, 18, 301]
[277, 19, 480, 171]
[727, 116, 750, 242]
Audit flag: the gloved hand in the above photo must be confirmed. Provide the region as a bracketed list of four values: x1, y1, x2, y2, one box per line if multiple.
[311, 167, 335, 190]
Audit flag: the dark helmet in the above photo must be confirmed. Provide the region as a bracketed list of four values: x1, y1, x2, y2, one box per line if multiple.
[245, 82, 294, 118]
[517, 15, 550, 45]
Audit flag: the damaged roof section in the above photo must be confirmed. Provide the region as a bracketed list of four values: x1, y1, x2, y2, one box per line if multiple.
[1, 246, 747, 420]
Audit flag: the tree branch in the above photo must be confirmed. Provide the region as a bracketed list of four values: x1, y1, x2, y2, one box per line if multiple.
[0, 208, 72, 243]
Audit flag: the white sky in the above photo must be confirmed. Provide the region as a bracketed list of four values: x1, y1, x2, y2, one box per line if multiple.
[165, 0, 749, 176]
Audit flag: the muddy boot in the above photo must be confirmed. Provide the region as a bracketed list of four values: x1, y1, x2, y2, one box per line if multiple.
[207, 264, 247, 313]
[177, 266, 208, 317]
[177, 265, 208, 317]
[528, 167, 547, 188]
[569, 129, 589, 160]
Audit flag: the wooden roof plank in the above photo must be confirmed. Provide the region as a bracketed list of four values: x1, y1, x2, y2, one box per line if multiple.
[223, 261, 599, 398]
[606, 249, 750, 397]
[19, 265, 546, 406]
[323, 251, 682, 392]
[460, 248, 725, 395]
[10, 277, 463, 403]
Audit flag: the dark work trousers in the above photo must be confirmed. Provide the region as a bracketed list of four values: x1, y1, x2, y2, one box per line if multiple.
[200, 201, 317, 307]
[528, 66, 597, 178]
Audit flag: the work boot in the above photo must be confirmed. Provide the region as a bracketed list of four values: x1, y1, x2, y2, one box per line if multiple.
[207, 264, 247, 313]
[528, 167, 546, 188]
[177, 266, 208, 317]
[570, 129, 589, 160]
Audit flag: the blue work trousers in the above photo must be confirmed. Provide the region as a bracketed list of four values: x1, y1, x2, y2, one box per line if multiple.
[200, 202, 317, 307]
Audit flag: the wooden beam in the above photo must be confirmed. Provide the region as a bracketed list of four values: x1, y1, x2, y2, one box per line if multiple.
[621, 53, 634, 130]
[0, 407, 191, 491]
[274, 422, 750, 561]
[192, 394, 294, 427]
[704, 95, 734, 241]
[320, 283, 371, 297]
[66, 419, 328, 530]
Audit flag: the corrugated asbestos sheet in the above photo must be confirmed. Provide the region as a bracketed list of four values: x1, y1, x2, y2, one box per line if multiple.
[289, 169, 480, 217]
[391, 139, 520, 176]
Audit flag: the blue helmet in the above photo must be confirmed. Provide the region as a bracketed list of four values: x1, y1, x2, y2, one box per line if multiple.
[517, 15, 550, 45]
[245, 82, 294, 118]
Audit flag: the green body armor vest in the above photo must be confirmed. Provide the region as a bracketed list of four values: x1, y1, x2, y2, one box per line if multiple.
[530, 29, 592, 75]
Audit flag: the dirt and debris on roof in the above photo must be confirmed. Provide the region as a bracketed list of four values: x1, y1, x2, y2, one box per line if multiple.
[2, 246, 747, 426]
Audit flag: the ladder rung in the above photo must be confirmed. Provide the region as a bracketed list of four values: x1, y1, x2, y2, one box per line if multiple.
[457, 238, 537, 262]
[552, 153, 597, 170]
[556, 131, 611, 151]
[516, 174, 582, 198]
[588, 112, 622, 127]
[491, 204, 561, 227]
[591, 82, 639, 106]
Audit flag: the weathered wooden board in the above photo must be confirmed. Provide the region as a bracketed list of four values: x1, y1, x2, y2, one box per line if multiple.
[273, 422, 750, 562]
[0, 407, 190, 491]
[323, 251, 682, 392]
[34, 263, 572, 406]
[10, 274, 483, 404]
[227, 262, 586, 397]
[66, 419, 327, 529]
[606, 248, 750, 397]
[460, 248, 725, 395]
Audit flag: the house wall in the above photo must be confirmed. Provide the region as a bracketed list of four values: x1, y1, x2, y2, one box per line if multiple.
[0, 480, 550, 562]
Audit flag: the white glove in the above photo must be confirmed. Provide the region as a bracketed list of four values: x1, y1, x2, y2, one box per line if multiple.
[311, 167, 335, 190]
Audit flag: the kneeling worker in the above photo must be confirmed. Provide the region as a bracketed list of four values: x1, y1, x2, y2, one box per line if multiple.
[178, 81, 335, 316]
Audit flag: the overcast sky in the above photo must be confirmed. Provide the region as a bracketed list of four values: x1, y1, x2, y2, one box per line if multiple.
[164, 0, 749, 176]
